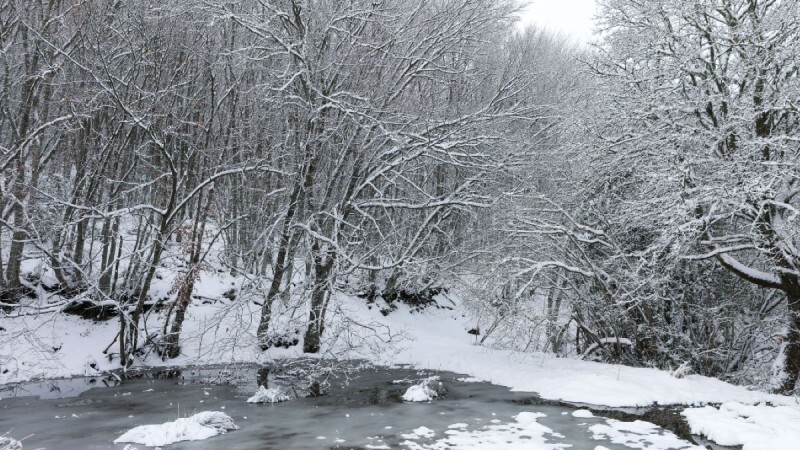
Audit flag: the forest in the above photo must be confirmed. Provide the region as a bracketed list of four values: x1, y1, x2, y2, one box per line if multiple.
[2, 0, 800, 408]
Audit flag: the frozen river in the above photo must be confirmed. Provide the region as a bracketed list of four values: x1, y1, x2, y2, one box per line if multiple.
[0, 365, 703, 449]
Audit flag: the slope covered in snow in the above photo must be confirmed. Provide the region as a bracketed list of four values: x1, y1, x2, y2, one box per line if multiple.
[346, 298, 796, 408]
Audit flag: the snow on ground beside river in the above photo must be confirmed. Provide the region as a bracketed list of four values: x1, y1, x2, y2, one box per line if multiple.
[682, 402, 800, 450]
[350, 297, 797, 408]
[5, 290, 796, 409]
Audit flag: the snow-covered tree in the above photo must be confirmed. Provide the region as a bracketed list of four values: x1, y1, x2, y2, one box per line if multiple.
[592, 0, 800, 393]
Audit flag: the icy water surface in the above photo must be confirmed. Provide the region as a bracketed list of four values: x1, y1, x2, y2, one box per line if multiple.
[0, 365, 700, 449]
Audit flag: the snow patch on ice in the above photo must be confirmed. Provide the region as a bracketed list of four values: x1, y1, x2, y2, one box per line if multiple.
[401, 426, 437, 440]
[588, 419, 702, 450]
[113, 411, 238, 447]
[682, 402, 800, 450]
[246, 385, 292, 403]
[571, 409, 593, 418]
[418, 428, 435, 435]
[400, 412, 567, 449]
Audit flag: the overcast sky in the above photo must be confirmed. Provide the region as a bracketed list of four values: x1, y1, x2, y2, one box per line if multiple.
[518, 0, 598, 44]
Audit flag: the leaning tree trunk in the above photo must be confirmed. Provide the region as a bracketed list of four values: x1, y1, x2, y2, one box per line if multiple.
[256, 150, 308, 349]
[255, 203, 300, 349]
[120, 220, 169, 367]
[163, 187, 214, 358]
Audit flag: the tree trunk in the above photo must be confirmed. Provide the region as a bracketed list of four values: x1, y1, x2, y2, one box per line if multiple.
[302, 245, 333, 354]
[546, 282, 565, 354]
[163, 276, 195, 359]
[256, 229, 294, 349]
[256, 161, 307, 349]
[122, 228, 168, 366]
[163, 188, 213, 359]
[5, 203, 25, 291]
[778, 280, 800, 395]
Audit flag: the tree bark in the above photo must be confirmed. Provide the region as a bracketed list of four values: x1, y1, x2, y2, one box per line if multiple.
[303, 245, 333, 354]
[163, 188, 214, 359]
[778, 277, 800, 395]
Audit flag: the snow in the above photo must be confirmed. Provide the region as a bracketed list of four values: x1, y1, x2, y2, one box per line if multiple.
[571, 409, 593, 418]
[3, 286, 794, 410]
[246, 385, 292, 403]
[682, 402, 800, 450]
[402, 377, 444, 402]
[588, 419, 702, 449]
[403, 384, 437, 401]
[400, 383, 436, 403]
[113, 411, 238, 447]
[579, 338, 632, 359]
[0, 436, 22, 450]
[400, 412, 568, 449]
[354, 300, 797, 409]
[4, 288, 800, 449]
[401, 426, 437, 440]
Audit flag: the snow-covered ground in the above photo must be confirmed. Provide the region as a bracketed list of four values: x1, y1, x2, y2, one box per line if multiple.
[2, 289, 800, 448]
[355, 299, 795, 408]
[682, 402, 800, 449]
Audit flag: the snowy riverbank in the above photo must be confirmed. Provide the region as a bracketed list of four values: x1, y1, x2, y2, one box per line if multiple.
[2, 293, 799, 448]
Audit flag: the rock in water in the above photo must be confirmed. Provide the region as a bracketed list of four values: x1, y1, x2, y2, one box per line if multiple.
[402, 376, 445, 402]
[247, 385, 293, 403]
[113, 411, 238, 447]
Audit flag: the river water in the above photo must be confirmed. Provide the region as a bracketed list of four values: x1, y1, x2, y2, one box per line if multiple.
[0, 365, 699, 449]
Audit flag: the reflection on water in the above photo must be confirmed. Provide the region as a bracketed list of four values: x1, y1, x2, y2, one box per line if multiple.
[0, 376, 118, 401]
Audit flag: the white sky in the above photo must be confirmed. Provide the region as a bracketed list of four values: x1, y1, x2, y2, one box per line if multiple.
[518, 0, 598, 44]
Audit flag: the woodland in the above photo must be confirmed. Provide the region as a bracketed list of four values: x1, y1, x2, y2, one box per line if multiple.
[2, 0, 800, 397]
